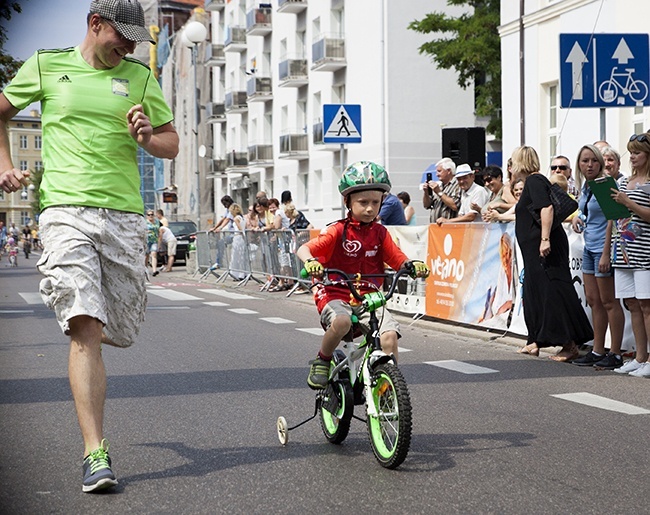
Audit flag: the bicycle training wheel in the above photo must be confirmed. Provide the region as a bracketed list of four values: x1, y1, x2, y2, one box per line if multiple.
[318, 380, 353, 444]
[277, 416, 289, 445]
[366, 363, 412, 469]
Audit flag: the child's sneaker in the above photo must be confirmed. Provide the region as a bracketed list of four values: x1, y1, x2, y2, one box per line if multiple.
[614, 359, 645, 374]
[307, 357, 330, 390]
[82, 439, 118, 493]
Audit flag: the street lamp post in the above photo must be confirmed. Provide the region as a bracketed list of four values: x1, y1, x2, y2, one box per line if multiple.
[182, 21, 208, 230]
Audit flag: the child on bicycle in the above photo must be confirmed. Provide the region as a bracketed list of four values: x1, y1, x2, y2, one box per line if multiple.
[296, 161, 429, 390]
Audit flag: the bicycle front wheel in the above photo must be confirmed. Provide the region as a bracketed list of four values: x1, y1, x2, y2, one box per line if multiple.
[366, 363, 412, 469]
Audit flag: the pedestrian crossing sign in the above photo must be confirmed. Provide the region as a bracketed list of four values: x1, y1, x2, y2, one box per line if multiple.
[323, 104, 362, 143]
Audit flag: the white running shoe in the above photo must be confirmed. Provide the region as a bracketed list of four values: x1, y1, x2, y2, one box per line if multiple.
[628, 362, 650, 378]
[614, 359, 645, 374]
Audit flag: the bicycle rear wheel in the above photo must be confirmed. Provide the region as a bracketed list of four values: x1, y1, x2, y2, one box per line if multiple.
[318, 380, 353, 444]
[366, 363, 412, 469]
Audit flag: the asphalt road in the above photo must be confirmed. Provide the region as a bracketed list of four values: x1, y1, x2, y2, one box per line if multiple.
[1, 257, 649, 514]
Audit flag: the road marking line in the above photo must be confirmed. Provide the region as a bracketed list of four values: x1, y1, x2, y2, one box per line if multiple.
[552, 392, 650, 415]
[296, 328, 325, 336]
[147, 290, 204, 301]
[0, 309, 35, 314]
[18, 292, 43, 304]
[228, 308, 259, 315]
[147, 306, 190, 310]
[198, 289, 258, 300]
[147, 285, 164, 289]
[398, 347, 412, 353]
[424, 360, 499, 374]
[203, 301, 230, 307]
[260, 317, 295, 324]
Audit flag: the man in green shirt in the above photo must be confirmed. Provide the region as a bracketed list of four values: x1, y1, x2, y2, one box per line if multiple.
[0, 0, 179, 493]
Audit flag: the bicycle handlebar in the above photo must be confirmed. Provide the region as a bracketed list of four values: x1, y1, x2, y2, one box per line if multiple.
[300, 266, 415, 305]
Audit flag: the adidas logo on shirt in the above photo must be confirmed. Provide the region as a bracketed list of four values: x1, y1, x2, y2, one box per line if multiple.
[57, 75, 72, 83]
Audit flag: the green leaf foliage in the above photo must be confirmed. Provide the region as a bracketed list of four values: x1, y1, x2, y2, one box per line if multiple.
[0, 2, 24, 89]
[408, 0, 501, 139]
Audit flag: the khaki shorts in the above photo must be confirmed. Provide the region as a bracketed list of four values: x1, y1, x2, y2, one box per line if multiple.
[320, 300, 401, 339]
[165, 239, 177, 257]
[37, 206, 147, 347]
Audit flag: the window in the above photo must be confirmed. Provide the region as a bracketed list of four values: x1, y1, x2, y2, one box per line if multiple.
[35, 161, 43, 172]
[301, 171, 310, 207]
[20, 135, 28, 149]
[19, 160, 28, 171]
[20, 211, 30, 226]
[633, 106, 645, 136]
[35, 136, 42, 149]
[548, 84, 559, 157]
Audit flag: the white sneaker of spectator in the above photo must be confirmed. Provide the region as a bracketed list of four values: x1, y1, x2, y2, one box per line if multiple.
[614, 359, 645, 374]
[628, 362, 650, 378]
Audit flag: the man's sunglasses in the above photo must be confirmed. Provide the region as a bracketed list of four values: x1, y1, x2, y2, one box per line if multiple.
[629, 134, 649, 143]
[550, 165, 568, 171]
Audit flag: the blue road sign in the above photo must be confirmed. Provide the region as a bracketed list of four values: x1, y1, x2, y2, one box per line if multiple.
[560, 33, 650, 108]
[323, 104, 362, 143]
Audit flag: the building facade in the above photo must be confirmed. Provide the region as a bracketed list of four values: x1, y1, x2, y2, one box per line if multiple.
[0, 111, 41, 227]
[163, 0, 488, 229]
[500, 0, 649, 173]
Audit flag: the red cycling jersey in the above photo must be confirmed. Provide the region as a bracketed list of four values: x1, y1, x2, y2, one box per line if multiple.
[304, 215, 409, 313]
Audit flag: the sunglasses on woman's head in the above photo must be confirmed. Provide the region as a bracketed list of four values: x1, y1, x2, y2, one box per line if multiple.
[629, 134, 649, 143]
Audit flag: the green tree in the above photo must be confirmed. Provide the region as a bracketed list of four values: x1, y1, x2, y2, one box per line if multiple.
[409, 0, 501, 139]
[0, 2, 24, 89]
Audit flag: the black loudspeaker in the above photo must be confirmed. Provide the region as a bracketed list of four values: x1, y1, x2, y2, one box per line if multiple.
[442, 127, 486, 170]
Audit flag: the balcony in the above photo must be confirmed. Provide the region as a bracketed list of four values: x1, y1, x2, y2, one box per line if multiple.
[279, 130, 309, 160]
[246, 76, 272, 102]
[277, 0, 307, 14]
[278, 58, 308, 87]
[246, 7, 272, 36]
[224, 27, 246, 52]
[312, 119, 338, 151]
[226, 151, 249, 170]
[248, 143, 274, 167]
[205, 102, 225, 124]
[225, 90, 248, 113]
[205, 0, 225, 11]
[207, 158, 227, 179]
[205, 44, 225, 67]
[311, 34, 346, 72]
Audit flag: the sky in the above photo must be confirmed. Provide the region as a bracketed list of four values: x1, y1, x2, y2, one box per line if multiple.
[5, 0, 89, 61]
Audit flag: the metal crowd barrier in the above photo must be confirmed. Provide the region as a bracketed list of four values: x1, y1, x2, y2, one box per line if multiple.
[194, 229, 312, 295]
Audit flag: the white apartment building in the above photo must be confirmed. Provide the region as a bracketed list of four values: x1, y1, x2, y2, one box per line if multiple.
[164, 0, 489, 229]
[500, 0, 649, 173]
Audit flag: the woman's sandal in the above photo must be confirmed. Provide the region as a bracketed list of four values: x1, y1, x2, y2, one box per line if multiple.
[517, 344, 539, 356]
[269, 284, 288, 292]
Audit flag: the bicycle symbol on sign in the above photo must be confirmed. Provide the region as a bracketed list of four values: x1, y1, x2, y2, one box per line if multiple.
[598, 66, 649, 104]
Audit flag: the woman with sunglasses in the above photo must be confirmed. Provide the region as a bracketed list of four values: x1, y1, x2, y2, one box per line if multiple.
[609, 133, 650, 377]
[570, 145, 625, 369]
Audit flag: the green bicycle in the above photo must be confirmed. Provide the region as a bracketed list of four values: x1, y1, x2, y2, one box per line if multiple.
[277, 266, 416, 469]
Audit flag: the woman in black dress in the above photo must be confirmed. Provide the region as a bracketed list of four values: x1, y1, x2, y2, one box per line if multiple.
[512, 146, 593, 360]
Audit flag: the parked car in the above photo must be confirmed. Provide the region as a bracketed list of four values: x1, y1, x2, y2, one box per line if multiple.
[158, 220, 197, 265]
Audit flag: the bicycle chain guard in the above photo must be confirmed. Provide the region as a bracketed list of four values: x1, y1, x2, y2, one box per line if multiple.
[321, 383, 341, 415]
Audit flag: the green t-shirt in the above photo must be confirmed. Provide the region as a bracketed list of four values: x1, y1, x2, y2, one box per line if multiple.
[3, 47, 174, 214]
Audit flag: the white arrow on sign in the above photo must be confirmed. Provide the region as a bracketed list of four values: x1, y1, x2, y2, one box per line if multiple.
[612, 38, 634, 64]
[566, 41, 588, 100]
